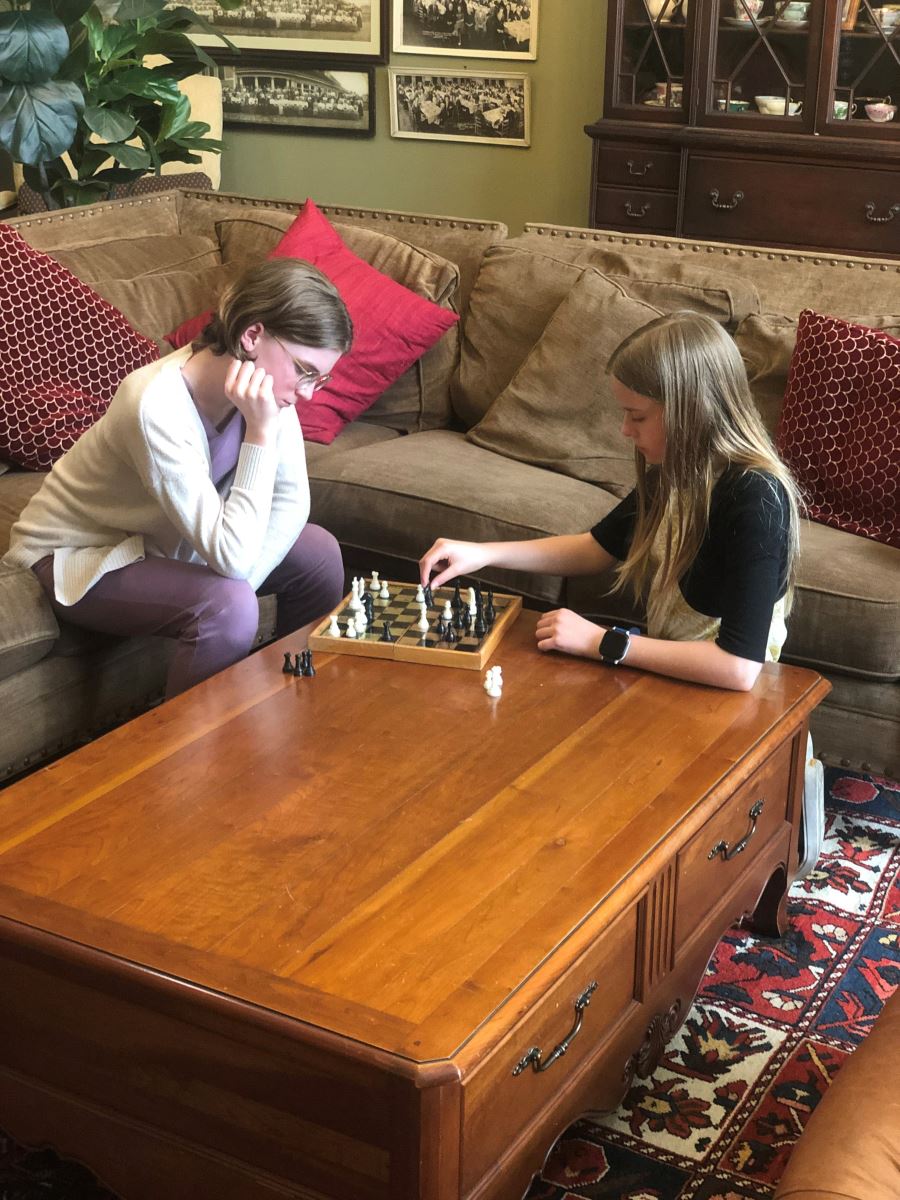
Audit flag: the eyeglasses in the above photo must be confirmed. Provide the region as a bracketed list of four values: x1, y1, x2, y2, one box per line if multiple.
[270, 333, 333, 392]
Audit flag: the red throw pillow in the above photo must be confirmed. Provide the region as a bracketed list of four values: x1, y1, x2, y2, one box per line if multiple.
[0, 224, 159, 472]
[166, 199, 459, 444]
[777, 309, 900, 549]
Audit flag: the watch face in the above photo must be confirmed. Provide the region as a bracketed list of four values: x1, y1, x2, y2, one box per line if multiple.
[601, 629, 630, 663]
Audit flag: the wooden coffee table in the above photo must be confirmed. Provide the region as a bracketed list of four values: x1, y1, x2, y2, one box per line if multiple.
[0, 611, 829, 1200]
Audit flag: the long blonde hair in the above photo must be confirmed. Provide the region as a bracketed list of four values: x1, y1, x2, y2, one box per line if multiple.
[607, 311, 801, 628]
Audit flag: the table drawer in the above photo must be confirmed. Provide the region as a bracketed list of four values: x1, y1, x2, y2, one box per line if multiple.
[676, 739, 793, 946]
[595, 145, 681, 190]
[462, 904, 638, 1189]
[683, 155, 900, 255]
[593, 185, 678, 233]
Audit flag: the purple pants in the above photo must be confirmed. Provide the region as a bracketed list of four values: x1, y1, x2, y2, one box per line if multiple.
[32, 524, 344, 699]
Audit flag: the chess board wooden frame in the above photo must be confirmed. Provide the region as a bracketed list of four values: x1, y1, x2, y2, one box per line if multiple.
[308, 580, 522, 670]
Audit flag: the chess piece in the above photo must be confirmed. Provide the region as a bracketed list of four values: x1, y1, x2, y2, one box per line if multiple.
[356, 606, 368, 631]
[302, 650, 315, 677]
[485, 588, 495, 625]
[467, 586, 478, 615]
[423, 584, 434, 608]
[282, 652, 293, 674]
[380, 620, 396, 643]
[369, 570, 381, 594]
[474, 613, 486, 637]
[443, 622, 457, 644]
[417, 602, 429, 632]
[292, 652, 304, 677]
[363, 593, 375, 625]
[379, 581, 390, 601]
[442, 600, 453, 621]
[328, 614, 341, 637]
[346, 617, 358, 639]
[349, 579, 363, 613]
[415, 583, 425, 603]
[453, 580, 462, 611]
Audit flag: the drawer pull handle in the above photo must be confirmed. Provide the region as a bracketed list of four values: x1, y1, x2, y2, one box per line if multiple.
[708, 798, 764, 862]
[709, 188, 744, 210]
[512, 981, 598, 1075]
[864, 202, 900, 223]
[626, 159, 653, 176]
[625, 201, 650, 219]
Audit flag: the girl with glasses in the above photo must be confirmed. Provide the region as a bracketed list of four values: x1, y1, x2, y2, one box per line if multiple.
[6, 258, 352, 698]
[419, 311, 801, 692]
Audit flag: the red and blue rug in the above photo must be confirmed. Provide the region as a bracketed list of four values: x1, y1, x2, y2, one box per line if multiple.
[1, 767, 898, 1200]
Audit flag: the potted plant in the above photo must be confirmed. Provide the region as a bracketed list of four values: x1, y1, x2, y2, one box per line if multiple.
[0, 0, 241, 210]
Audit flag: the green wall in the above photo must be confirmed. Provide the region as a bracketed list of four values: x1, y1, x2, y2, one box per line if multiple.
[220, 1, 606, 234]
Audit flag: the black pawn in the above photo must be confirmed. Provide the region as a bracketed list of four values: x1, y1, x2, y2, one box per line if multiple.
[380, 620, 396, 643]
[302, 649, 315, 677]
[452, 579, 462, 611]
[485, 588, 495, 625]
[282, 652, 293, 674]
[443, 622, 457, 644]
[292, 653, 304, 676]
[424, 583, 433, 608]
[474, 613, 486, 637]
[364, 592, 375, 624]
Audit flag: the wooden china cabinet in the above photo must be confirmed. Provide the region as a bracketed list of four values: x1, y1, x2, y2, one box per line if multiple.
[586, 0, 900, 254]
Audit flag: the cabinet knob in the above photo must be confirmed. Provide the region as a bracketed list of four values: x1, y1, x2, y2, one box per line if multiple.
[864, 202, 900, 223]
[626, 159, 653, 176]
[625, 201, 651, 218]
[709, 188, 744, 210]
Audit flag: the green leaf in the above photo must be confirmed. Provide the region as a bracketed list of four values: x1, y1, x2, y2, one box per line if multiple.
[83, 102, 136, 140]
[0, 78, 83, 164]
[92, 0, 123, 20]
[157, 89, 188, 139]
[97, 65, 181, 103]
[102, 138, 150, 167]
[57, 27, 91, 81]
[0, 11, 70, 84]
[73, 143, 113, 177]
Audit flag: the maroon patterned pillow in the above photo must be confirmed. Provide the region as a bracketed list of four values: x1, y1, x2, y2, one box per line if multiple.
[0, 224, 158, 471]
[777, 309, 900, 549]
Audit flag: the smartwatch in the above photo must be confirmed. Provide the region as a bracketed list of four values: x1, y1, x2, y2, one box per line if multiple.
[599, 626, 631, 666]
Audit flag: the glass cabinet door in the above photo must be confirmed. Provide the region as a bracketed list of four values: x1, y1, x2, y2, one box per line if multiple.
[828, 0, 900, 130]
[615, 0, 691, 114]
[705, 0, 820, 120]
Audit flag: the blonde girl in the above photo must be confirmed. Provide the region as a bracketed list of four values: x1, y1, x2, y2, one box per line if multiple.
[419, 311, 801, 692]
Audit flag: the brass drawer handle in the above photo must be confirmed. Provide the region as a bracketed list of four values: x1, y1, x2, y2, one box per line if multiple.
[626, 158, 653, 176]
[625, 201, 651, 218]
[709, 188, 744, 210]
[708, 798, 764, 862]
[512, 981, 598, 1075]
[864, 202, 900, 223]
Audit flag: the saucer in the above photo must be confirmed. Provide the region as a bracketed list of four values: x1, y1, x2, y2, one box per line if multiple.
[722, 13, 772, 23]
[773, 16, 809, 26]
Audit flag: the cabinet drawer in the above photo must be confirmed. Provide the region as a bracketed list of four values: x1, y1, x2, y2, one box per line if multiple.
[595, 145, 681, 190]
[593, 185, 678, 233]
[676, 739, 793, 946]
[683, 155, 900, 255]
[462, 905, 638, 1189]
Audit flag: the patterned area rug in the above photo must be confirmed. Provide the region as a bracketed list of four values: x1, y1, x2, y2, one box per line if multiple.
[1, 767, 897, 1200]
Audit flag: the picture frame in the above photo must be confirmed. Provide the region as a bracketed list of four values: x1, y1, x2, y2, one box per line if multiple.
[191, 0, 389, 62]
[392, 0, 539, 60]
[388, 68, 530, 146]
[841, 0, 861, 28]
[217, 59, 375, 135]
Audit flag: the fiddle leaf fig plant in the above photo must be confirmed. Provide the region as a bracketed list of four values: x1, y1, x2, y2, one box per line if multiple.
[0, 0, 242, 209]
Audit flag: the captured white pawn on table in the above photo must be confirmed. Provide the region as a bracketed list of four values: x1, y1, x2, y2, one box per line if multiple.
[484, 665, 503, 698]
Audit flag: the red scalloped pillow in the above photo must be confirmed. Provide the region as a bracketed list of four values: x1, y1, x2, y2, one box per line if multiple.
[166, 199, 459, 444]
[777, 309, 900, 549]
[0, 224, 159, 472]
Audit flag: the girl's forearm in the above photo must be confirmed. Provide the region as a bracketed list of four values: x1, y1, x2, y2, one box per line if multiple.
[485, 533, 614, 577]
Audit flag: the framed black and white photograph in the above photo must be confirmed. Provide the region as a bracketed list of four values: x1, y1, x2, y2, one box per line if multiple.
[389, 69, 530, 146]
[392, 0, 539, 60]
[192, 0, 388, 61]
[217, 60, 375, 134]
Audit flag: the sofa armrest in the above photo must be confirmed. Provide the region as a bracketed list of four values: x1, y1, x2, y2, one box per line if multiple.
[0, 564, 59, 682]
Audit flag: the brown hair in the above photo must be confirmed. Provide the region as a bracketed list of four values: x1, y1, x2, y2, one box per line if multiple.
[607, 310, 801, 624]
[195, 258, 353, 358]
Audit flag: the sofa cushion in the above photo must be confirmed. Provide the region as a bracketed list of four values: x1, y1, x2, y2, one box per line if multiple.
[777, 310, 900, 550]
[169, 200, 460, 443]
[91, 264, 241, 351]
[307, 430, 618, 604]
[0, 562, 59, 681]
[50, 234, 221, 284]
[735, 311, 900, 436]
[0, 226, 159, 471]
[467, 268, 659, 495]
[0, 471, 45, 556]
[785, 518, 900, 680]
[304, 420, 401, 472]
[509, 231, 761, 326]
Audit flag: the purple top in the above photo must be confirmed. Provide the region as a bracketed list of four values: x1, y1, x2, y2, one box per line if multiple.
[194, 405, 245, 488]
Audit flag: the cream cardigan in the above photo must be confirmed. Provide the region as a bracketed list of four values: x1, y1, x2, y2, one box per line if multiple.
[4, 347, 310, 605]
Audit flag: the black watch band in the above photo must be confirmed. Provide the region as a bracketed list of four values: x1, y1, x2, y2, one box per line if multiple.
[599, 626, 631, 665]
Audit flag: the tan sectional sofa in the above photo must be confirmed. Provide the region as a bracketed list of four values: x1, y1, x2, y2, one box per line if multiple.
[1, 188, 897, 782]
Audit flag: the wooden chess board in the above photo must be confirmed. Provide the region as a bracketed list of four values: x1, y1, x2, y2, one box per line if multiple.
[308, 580, 522, 670]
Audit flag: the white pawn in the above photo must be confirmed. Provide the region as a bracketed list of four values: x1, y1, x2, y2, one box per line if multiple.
[486, 668, 503, 699]
[483, 666, 495, 692]
[369, 570, 381, 594]
[442, 599, 453, 621]
[467, 586, 478, 615]
[346, 616, 358, 639]
[493, 665, 503, 685]
[379, 580, 390, 600]
[349, 578, 363, 612]
[415, 583, 425, 603]
[356, 606, 368, 631]
[416, 602, 429, 632]
[328, 614, 341, 637]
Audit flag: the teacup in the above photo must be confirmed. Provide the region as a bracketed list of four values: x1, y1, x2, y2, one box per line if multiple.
[717, 97, 751, 111]
[755, 94, 802, 115]
[865, 101, 897, 120]
[872, 5, 900, 28]
[832, 99, 857, 118]
[654, 81, 684, 105]
[779, 0, 809, 20]
[734, 0, 763, 16]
